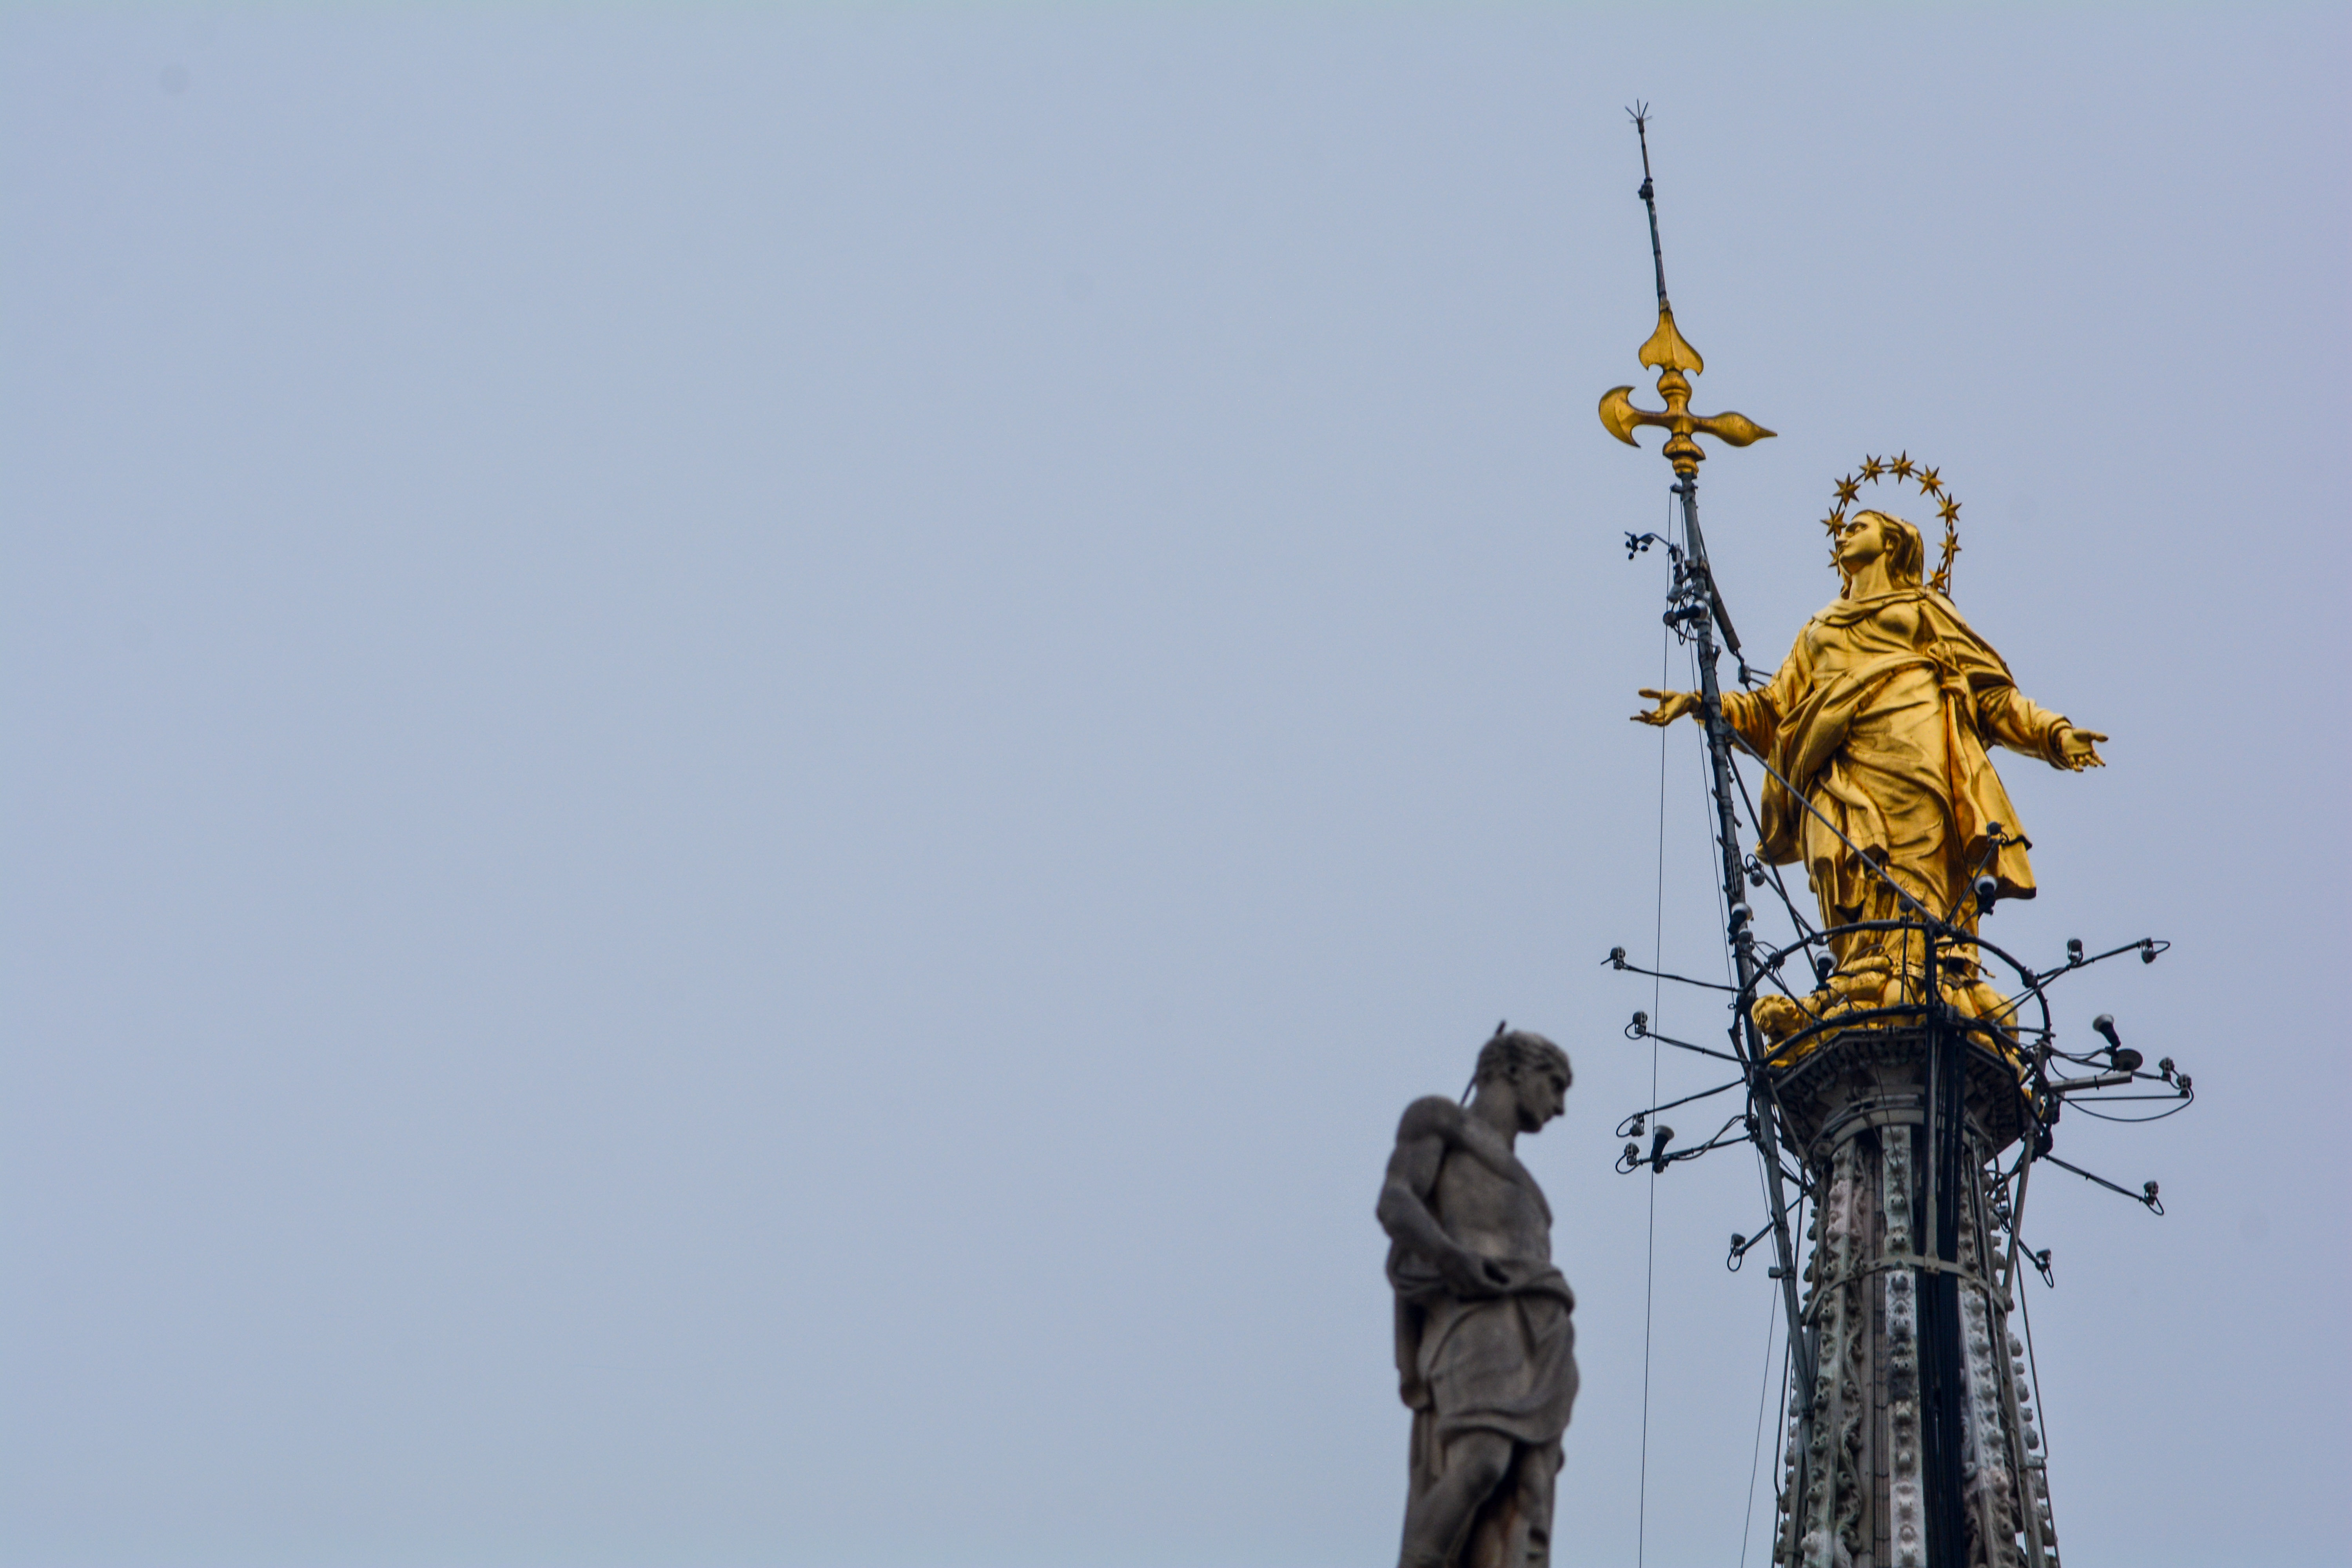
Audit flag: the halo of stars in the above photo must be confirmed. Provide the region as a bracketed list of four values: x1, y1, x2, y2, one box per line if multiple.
[1821, 452, 1963, 596]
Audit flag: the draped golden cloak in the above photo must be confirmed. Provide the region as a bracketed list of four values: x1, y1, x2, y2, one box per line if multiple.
[1720, 587, 2074, 971]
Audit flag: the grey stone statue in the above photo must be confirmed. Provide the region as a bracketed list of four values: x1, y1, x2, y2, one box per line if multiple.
[1377, 1029, 1578, 1568]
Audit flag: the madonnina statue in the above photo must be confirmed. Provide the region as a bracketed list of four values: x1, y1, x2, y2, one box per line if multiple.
[1378, 1029, 1577, 1568]
[1636, 508, 2107, 1044]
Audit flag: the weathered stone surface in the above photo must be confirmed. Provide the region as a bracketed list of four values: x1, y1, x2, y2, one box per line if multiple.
[1378, 1029, 1577, 1568]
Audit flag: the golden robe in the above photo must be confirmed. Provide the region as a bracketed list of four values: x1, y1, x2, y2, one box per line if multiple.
[1721, 587, 2074, 996]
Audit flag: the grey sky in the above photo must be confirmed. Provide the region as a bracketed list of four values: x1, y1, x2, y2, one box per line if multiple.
[3, 6, 2345, 1566]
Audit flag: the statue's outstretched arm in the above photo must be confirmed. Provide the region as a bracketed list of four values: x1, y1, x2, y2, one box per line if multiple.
[1634, 633, 1801, 744]
[1978, 685, 2107, 771]
[1632, 688, 1700, 727]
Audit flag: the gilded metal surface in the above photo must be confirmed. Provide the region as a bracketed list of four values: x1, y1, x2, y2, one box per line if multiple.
[1597, 306, 1775, 477]
[1636, 510, 2108, 1056]
[1638, 303, 1705, 374]
[1823, 454, 1965, 596]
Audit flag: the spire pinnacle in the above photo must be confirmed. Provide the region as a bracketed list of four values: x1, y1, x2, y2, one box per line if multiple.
[1599, 109, 1773, 476]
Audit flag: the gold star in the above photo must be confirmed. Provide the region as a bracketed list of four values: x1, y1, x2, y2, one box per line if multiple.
[1860, 456, 1885, 481]
[1916, 466, 1941, 494]
[1938, 496, 1961, 524]
[1835, 477, 1862, 505]
[1890, 452, 1915, 480]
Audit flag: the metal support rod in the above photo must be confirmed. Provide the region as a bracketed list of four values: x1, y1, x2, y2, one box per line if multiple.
[1920, 1017, 1971, 1567]
[2045, 1068, 2134, 1094]
[1674, 476, 1816, 1412]
[1633, 108, 1670, 312]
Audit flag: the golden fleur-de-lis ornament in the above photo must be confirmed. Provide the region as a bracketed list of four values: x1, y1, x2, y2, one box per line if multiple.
[1597, 304, 1775, 478]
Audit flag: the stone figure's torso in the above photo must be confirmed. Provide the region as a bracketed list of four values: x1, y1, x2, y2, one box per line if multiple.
[1430, 1123, 1552, 1267]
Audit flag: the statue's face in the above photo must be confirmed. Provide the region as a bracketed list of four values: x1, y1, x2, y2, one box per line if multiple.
[1514, 1067, 1570, 1132]
[1835, 512, 1888, 572]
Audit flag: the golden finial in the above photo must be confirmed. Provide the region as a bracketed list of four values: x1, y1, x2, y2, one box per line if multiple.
[1598, 367, 1777, 479]
[1637, 307, 1705, 376]
[1595, 109, 1775, 479]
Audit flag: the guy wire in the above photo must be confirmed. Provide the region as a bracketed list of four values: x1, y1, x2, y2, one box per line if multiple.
[1686, 621, 1768, 1558]
[1636, 488, 1673, 1568]
[1682, 525, 1795, 1566]
[2017, 1251, 2056, 1508]
[1738, 1254, 1780, 1568]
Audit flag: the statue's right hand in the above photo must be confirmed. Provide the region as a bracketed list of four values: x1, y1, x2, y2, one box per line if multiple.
[1443, 1249, 1514, 1296]
[1633, 688, 1699, 727]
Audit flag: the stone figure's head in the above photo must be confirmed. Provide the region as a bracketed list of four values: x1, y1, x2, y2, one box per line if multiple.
[1474, 1029, 1572, 1132]
[1836, 509, 1927, 593]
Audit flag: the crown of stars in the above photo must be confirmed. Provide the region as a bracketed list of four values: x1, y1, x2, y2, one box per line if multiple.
[1819, 454, 1965, 596]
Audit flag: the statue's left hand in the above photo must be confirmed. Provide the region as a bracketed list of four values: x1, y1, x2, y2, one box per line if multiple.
[2057, 726, 2107, 770]
[1634, 688, 1699, 727]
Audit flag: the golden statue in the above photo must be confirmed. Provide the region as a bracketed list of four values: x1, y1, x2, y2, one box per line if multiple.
[1633, 507, 2107, 1050]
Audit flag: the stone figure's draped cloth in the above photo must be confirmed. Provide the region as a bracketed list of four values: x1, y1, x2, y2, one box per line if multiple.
[1719, 586, 2074, 1019]
[1389, 1101, 1579, 1568]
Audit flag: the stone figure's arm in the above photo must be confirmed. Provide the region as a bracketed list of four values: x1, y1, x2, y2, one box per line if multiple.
[1377, 1099, 1510, 1294]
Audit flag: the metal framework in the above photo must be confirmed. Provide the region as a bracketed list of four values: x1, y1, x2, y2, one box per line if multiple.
[1597, 109, 2189, 1568]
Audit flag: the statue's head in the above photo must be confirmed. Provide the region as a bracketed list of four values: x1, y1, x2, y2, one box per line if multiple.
[1474, 1029, 1572, 1131]
[1837, 509, 1927, 595]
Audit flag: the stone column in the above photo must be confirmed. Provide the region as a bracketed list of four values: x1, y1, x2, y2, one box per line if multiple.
[1768, 1029, 2057, 1568]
